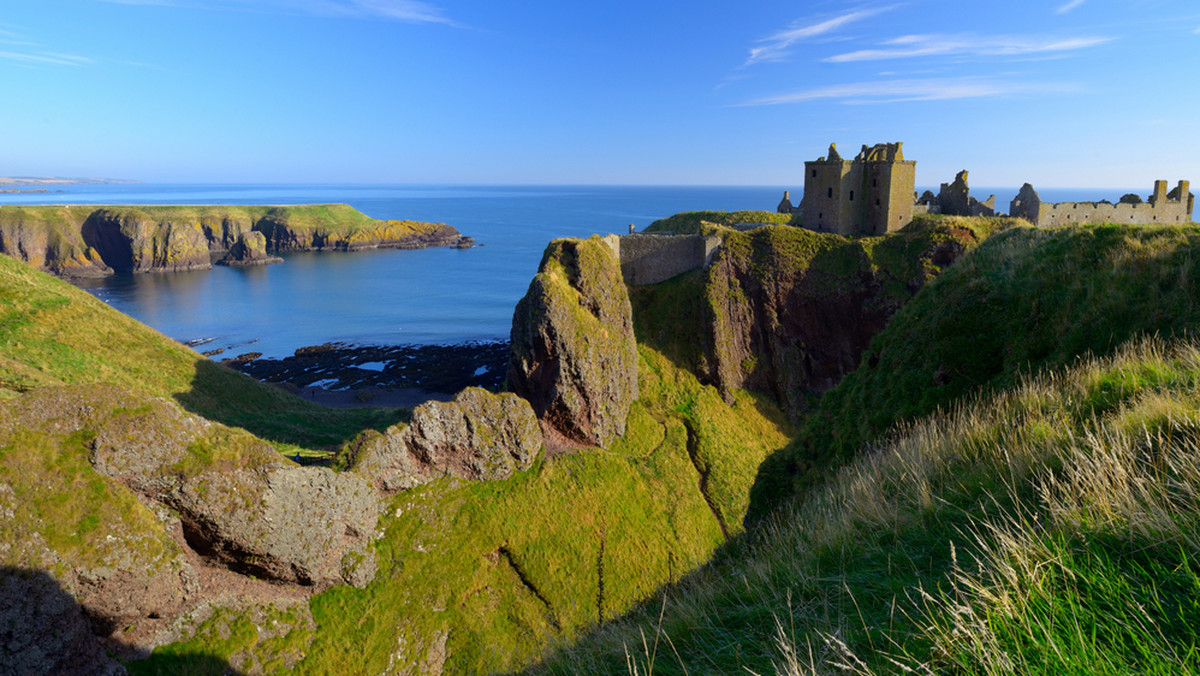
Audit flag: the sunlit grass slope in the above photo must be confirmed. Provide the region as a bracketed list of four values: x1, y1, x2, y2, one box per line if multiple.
[764, 222, 1200, 506]
[129, 348, 792, 674]
[0, 252, 396, 448]
[529, 221, 1200, 674]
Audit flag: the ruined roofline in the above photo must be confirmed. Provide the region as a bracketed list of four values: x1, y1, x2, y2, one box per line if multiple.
[806, 141, 913, 165]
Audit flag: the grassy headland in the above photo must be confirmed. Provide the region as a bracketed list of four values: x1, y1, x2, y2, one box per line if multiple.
[530, 220, 1200, 674]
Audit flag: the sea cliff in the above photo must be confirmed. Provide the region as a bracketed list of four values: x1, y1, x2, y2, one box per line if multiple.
[0, 203, 463, 277]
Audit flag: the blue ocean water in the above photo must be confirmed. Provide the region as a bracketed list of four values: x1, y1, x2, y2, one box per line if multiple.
[1, 183, 1140, 358]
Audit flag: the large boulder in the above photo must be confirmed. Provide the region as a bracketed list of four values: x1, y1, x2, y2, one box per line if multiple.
[5, 385, 379, 593]
[346, 387, 542, 493]
[507, 236, 639, 447]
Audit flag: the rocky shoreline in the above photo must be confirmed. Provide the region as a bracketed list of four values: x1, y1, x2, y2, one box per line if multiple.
[226, 341, 510, 408]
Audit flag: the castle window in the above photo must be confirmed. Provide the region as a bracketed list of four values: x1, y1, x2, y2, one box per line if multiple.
[812, 170, 817, 178]
[875, 198, 880, 206]
[872, 179, 878, 188]
[828, 188, 833, 199]
[850, 190, 855, 201]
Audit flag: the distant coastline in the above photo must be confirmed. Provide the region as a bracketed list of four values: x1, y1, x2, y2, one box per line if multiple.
[0, 176, 143, 189]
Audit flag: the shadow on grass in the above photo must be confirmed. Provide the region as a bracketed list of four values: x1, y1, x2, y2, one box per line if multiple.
[174, 358, 404, 452]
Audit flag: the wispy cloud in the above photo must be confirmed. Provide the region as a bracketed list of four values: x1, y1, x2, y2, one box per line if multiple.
[739, 77, 1073, 106]
[1056, 0, 1087, 14]
[745, 5, 898, 66]
[0, 50, 92, 66]
[825, 33, 1113, 62]
[95, 0, 458, 25]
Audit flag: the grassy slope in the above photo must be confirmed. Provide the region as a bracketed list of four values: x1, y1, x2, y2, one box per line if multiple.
[531, 221, 1200, 674]
[130, 348, 792, 674]
[762, 223, 1200, 505]
[0, 252, 397, 449]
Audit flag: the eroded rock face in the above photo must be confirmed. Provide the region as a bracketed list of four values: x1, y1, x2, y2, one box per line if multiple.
[5, 385, 379, 593]
[699, 224, 983, 419]
[0, 207, 112, 278]
[0, 568, 124, 676]
[173, 465, 379, 588]
[217, 231, 283, 267]
[347, 387, 542, 493]
[507, 236, 639, 447]
[82, 209, 212, 274]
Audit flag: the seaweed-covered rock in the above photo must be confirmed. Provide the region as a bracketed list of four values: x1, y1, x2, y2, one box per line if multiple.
[346, 387, 542, 493]
[507, 236, 639, 447]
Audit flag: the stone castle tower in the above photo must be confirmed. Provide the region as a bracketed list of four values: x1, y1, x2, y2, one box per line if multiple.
[802, 142, 916, 235]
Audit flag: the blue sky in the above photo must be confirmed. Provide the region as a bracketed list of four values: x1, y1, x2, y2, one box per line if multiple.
[3, 0, 1198, 187]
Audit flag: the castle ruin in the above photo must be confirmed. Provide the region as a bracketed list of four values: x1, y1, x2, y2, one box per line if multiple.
[800, 142, 916, 236]
[1010, 180, 1193, 226]
[779, 141, 1193, 233]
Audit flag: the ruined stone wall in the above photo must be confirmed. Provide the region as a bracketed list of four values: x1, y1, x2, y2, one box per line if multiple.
[1012, 181, 1193, 226]
[604, 233, 722, 286]
[1033, 200, 1190, 226]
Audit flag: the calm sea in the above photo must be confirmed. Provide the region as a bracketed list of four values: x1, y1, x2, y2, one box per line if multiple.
[1, 183, 1137, 358]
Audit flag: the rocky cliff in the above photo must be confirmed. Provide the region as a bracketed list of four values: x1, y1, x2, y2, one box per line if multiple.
[633, 216, 1010, 420]
[508, 236, 639, 448]
[0, 203, 463, 277]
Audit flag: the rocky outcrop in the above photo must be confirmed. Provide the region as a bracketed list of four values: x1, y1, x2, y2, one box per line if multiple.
[0, 206, 112, 277]
[0, 568, 125, 676]
[217, 231, 283, 266]
[3, 385, 379, 593]
[253, 209, 462, 252]
[697, 223, 986, 419]
[82, 208, 213, 274]
[345, 387, 542, 493]
[507, 236, 639, 448]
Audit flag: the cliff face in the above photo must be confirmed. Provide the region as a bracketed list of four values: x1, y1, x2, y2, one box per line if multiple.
[508, 236, 639, 448]
[0, 206, 110, 277]
[82, 208, 212, 274]
[0, 204, 462, 277]
[633, 218, 1004, 421]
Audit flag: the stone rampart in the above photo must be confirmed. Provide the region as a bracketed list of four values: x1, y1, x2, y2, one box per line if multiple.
[603, 233, 721, 286]
[1011, 181, 1193, 227]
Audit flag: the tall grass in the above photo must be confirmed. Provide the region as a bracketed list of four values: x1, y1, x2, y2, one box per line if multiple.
[531, 338, 1200, 674]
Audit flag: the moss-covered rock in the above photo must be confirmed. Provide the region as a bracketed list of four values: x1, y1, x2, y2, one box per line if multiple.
[216, 231, 282, 267]
[508, 236, 639, 447]
[344, 387, 542, 492]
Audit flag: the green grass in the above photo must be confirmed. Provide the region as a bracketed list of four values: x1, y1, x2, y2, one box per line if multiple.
[128, 347, 791, 674]
[756, 222, 1200, 512]
[644, 210, 795, 234]
[527, 220, 1200, 675]
[530, 338, 1200, 675]
[0, 252, 398, 449]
